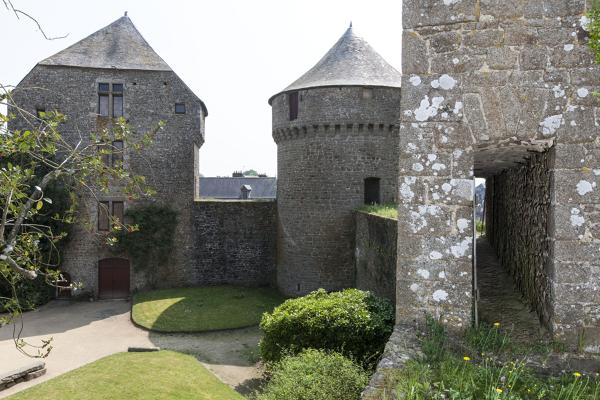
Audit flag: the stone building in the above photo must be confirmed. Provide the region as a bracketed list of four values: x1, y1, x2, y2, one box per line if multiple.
[270, 26, 402, 296]
[399, 0, 600, 350]
[10, 15, 207, 298]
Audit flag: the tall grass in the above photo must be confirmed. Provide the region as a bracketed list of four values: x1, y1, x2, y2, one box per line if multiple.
[383, 317, 600, 400]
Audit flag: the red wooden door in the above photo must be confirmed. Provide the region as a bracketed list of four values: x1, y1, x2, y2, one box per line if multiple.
[98, 258, 130, 299]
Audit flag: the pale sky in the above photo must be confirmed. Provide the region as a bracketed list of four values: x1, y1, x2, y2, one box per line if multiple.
[2, 0, 402, 177]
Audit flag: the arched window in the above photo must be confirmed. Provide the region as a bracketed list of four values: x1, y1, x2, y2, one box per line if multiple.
[364, 177, 381, 205]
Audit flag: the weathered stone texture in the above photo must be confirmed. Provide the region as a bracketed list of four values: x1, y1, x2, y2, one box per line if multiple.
[11, 65, 205, 295]
[400, 0, 600, 348]
[273, 86, 401, 296]
[485, 150, 554, 329]
[0, 362, 45, 391]
[191, 200, 277, 286]
[355, 212, 397, 304]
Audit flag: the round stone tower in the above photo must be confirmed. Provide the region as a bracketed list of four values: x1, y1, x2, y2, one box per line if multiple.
[270, 25, 402, 296]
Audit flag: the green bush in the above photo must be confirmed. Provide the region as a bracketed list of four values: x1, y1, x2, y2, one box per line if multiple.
[0, 274, 54, 312]
[256, 349, 369, 400]
[259, 288, 394, 366]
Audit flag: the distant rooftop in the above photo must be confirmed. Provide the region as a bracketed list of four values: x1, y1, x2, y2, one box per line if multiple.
[199, 177, 277, 199]
[40, 15, 171, 71]
[269, 25, 402, 103]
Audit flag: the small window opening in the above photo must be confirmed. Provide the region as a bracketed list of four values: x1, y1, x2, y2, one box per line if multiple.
[175, 103, 186, 114]
[288, 91, 299, 121]
[98, 200, 125, 231]
[364, 177, 381, 205]
[112, 201, 124, 224]
[98, 82, 124, 117]
[98, 201, 110, 231]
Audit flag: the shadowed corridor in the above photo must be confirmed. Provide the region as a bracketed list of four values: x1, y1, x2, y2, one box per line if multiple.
[476, 238, 549, 342]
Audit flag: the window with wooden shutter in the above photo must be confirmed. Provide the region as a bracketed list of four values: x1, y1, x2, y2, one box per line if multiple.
[98, 201, 110, 231]
[112, 201, 124, 225]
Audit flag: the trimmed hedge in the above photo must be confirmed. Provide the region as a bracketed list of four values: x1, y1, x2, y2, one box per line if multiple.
[259, 288, 394, 366]
[256, 349, 369, 400]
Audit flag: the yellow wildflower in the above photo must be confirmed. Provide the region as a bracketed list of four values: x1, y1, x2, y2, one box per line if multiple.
[495, 388, 503, 394]
[463, 356, 471, 361]
[573, 372, 582, 378]
[493, 322, 501, 328]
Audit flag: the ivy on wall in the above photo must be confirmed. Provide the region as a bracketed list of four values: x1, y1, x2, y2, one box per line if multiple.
[113, 204, 178, 285]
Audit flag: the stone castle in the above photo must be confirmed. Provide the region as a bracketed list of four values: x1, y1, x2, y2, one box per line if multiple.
[10, 0, 600, 353]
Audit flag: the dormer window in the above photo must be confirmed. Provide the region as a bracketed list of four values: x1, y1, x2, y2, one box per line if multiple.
[175, 103, 186, 114]
[98, 82, 124, 117]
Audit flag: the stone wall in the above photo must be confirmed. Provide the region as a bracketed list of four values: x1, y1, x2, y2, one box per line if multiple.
[273, 86, 401, 297]
[11, 65, 205, 295]
[191, 200, 277, 286]
[486, 149, 554, 329]
[355, 211, 397, 304]
[400, 0, 600, 347]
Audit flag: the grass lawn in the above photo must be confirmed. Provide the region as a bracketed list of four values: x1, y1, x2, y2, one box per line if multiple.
[8, 351, 244, 400]
[358, 203, 398, 219]
[132, 285, 285, 332]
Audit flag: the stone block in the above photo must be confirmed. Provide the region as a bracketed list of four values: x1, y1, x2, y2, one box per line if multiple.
[402, 31, 429, 75]
[519, 46, 549, 70]
[554, 170, 600, 204]
[25, 368, 46, 381]
[480, 0, 524, 19]
[554, 240, 600, 263]
[463, 29, 505, 48]
[487, 47, 519, 70]
[402, 0, 478, 30]
[429, 31, 462, 53]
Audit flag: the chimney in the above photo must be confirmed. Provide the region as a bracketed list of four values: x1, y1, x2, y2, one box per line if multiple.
[232, 171, 243, 177]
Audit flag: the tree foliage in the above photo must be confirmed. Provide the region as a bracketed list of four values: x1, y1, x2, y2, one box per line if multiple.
[0, 87, 162, 357]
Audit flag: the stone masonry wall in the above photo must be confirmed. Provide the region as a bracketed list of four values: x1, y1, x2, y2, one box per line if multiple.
[355, 211, 397, 304]
[486, 149, 554, 329]
[191, 200, 277, 286]
[400, 0, 600, 346]
[273, 86, 401, 297]
[11, 64, 205, 296]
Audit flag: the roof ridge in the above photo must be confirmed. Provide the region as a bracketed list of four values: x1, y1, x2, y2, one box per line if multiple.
[39, 15, 172, 71]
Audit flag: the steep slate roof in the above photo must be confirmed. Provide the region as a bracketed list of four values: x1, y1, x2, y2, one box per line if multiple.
[40, 16, 171, 71]
[199, 177, 277, 199]
[269, 26, 401, 103]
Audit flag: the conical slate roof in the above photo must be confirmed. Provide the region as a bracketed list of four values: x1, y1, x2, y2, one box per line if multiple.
[39, 16, 171, 71]
[269, 26, 401, 103]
